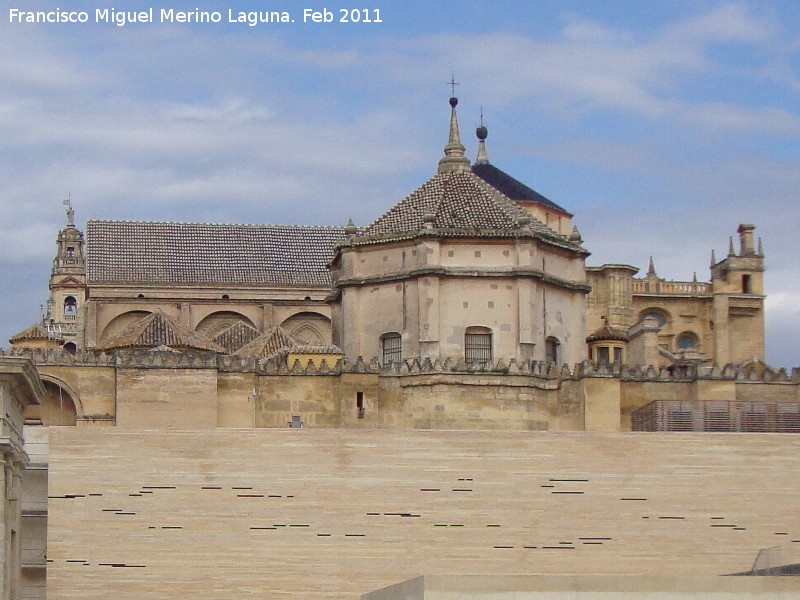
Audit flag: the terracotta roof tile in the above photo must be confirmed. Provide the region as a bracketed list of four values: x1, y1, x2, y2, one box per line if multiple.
[211, 320, 262, 354]
[587, 319, 630, 342]
[234, 326, 300, 359]
[9, 323, 62, 344]
[363, 171, 561, 240]
[86, 221, 347, 287]
[96, 309, 224, 352]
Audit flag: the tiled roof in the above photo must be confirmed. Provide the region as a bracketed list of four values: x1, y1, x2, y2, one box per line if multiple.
[362, 171, 564, 241]
[472, 163, 571, 216]
[86, 221, 348, 287]
[234, 326, 300, 359]
[96, 309, 225, 352]
[9, 323, 62, 344]
[211, 321, 262, 354]
[587, 320, 629, 343]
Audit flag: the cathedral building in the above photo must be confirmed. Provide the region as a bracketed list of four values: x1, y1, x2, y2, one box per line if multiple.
[9, 95, 766, 375]
[1, 97, 796, 600]
[4, 96, 777, 435]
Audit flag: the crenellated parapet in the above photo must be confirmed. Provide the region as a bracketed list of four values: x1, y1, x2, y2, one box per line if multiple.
[2, 346, 115, 367]
[5, 344, 799, 385]
[379, 357, 578, 380]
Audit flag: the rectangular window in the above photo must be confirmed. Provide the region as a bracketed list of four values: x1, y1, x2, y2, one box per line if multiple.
[597, 347, 609, 364]
[465, 333, 492, 364]
[381, 334, 401, 365]
[356, 392, 365, 418]
[545, 338, 560, 364]
[613, 347, 623, 364]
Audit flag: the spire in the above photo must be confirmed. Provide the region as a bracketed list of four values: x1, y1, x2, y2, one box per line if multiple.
[475, 108, 489, 165]
[710, 249, 716, 267]
[437, 89, 471, 174]
[568, 225, 582, 244]
[757, 237, 764, 257]
[647, 256, 656, 277]
[52, 196, 86, 277]
[728, 236, 735, 257]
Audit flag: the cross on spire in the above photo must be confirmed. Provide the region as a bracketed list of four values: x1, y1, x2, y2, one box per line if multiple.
[447, 75, 459, 97]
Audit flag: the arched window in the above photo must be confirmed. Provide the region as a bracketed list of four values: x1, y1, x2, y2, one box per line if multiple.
[63, 342, 77, 356]
[677, 332, 698, 350]
[545, 336, 560, 364]
[380, 332, 402, 366]
[63, 296, 77, 315]
[465, 326, 492, 364]
[641, 310, 667, 328]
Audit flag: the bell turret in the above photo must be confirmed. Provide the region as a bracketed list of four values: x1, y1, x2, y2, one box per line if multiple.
[47, 197, 88, 352]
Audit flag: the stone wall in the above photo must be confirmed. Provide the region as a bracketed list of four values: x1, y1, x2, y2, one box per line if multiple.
[6, 348, 800, 432]
[46, 428, 800, 600]
[363, 575, 800, 600]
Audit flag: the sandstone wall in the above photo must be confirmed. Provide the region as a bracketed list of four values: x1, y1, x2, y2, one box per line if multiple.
[46, 428, 800, 600]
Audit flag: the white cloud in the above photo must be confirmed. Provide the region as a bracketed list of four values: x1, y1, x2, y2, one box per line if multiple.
[661, 2, 776, 45]
[1, 2, 799, 367]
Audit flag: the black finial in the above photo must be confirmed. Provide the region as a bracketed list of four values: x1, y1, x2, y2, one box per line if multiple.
[476, 108, 488, 140]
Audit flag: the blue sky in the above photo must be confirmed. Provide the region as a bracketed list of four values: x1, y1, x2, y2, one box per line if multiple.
[2, 1, 799, 366]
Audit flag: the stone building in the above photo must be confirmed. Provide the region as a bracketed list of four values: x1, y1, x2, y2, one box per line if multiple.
[0, 357, 43, 599]
[3, 96, 790, 600]
[4, 96, 777, 435]
[586, 224, 765, 367]
[330, 98, 589, 367]
[10, 96, 765, 375]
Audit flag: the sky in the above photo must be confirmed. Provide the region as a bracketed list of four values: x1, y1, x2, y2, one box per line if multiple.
[1, 0, 799, 367]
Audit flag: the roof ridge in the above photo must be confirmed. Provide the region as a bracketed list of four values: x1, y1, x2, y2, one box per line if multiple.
[364, 173, 448, 233]
[466, 171, 531, 223]
[471, 162, 571, 216]
[87, 219, 348, 230]
[96, 308, 225, 352]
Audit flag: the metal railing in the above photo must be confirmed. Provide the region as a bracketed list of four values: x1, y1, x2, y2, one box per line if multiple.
[633, 400, 800, 433]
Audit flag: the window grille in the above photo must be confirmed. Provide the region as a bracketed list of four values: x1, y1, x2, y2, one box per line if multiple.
[465, 331, 492, 364]
[381, 333, 401, 366]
